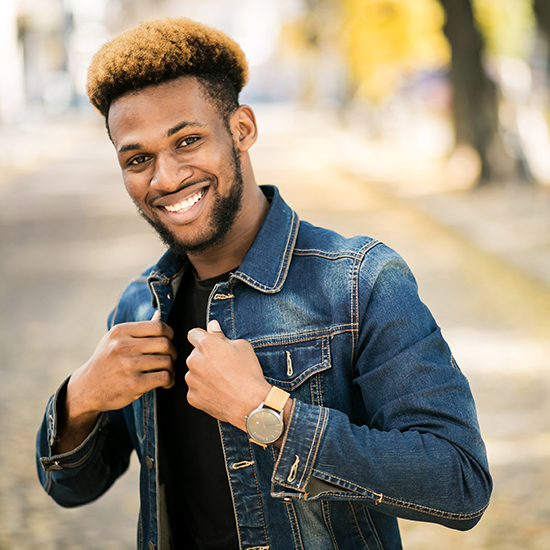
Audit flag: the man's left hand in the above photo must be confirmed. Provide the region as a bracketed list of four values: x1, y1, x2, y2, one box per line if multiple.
[186, 320, 271, 431]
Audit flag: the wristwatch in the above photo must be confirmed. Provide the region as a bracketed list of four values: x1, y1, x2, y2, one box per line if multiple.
[246, 386, 290, 447]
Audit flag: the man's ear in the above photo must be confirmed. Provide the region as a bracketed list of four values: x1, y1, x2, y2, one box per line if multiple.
[230, 105, 258, 152]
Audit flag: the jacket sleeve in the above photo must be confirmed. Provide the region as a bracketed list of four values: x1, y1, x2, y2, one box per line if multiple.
[270, 247, 492, 530]
[36, 377, 134, 508]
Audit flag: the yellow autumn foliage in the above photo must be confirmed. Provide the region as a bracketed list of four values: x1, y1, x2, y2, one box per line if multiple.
[341, 0, 450, 100]
[473, 0, 534, 58]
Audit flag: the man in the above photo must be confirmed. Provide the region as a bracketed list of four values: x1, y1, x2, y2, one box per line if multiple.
[36, 17, 492, 550]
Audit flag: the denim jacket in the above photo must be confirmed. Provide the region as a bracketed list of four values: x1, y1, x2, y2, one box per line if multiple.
[37, 186, 491, 550]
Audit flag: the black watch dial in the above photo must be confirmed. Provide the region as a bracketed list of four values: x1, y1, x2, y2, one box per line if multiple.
[247, 408, 283, 445]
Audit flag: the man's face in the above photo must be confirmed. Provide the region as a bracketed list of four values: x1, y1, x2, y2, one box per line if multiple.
[108, 77, 244, 257]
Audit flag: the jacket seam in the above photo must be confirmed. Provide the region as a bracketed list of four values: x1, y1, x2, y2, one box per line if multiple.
[247, 441, 270, 547]
[310, 468, 489, 520]
[218, 422, 244, 549]
[298, 406, 327, 488]
[322, 501, 340, 550]
[249, 326, 353, 348]
[42, 438, 97, 470]
[293, 249, 363, 260]
[284, 501, 305, 550]
[234, 211, 299, 293]
[350, 240, 383, 368]
[363, 507, 383, 550]
[348, 501, 371, 550]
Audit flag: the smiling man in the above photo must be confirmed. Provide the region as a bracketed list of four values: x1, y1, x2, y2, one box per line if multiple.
[36, 17, 491, 550]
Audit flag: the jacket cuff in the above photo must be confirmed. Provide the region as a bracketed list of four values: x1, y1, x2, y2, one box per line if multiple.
[271, 399, 329, 496]
[39, 376, 108, 472]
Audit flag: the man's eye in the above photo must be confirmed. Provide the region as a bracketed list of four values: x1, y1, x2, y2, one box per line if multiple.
[129, 155, 149, 165]
[179, 137, 199, 148]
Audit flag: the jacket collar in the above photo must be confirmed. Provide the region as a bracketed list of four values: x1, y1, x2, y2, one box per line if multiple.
[148, 186, 299, 294]
[232, 185, 299, 293]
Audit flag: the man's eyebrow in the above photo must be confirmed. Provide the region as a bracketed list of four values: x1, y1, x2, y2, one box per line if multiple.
[118, 143, 142, 154]
[167, 121, 205, 137]
[117, 121, 206, 154]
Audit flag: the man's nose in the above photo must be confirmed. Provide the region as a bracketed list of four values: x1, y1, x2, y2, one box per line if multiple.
[150, 152, 192, 192]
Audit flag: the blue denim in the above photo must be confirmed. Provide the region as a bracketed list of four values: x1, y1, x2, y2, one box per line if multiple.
[37, 186, 491, 550]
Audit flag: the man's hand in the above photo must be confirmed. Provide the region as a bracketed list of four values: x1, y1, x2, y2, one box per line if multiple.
[54, 315, 176, 454]
[186, 320, 271, 431]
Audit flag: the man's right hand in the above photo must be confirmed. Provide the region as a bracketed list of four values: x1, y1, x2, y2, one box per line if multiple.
[53, 318, 176, 454]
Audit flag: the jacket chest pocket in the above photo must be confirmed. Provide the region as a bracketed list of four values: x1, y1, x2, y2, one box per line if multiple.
[254, 336, 331, 406]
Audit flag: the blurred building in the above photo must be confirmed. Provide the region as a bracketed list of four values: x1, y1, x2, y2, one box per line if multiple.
[0, 0, 311, 123]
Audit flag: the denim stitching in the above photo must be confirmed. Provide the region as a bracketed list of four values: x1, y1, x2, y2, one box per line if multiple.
[293, 249, 362, 260]
[363, 507, 384, 550]
[250, 326, 353, 348]
[247, 441, 270, 547]
[297, 407, 328, 489]
[350, 240, 384, 369]
[284, 501, 305, 550]
[234, 211, 299, 293]
[310, 469, 489, 520]
[218, 422, 244, 549]
[43, 438, 97, 470]
[322, 501, 340, 550]
[348, 501, 371, 550]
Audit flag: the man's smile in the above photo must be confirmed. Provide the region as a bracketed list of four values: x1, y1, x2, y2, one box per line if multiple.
[150, 183, 211, 225]
[163, 188, 205, 213]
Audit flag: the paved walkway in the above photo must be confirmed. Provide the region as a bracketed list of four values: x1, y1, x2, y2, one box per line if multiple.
[0, 105, 549, 549]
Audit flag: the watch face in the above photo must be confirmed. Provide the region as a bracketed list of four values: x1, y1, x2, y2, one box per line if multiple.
[247, 408, 283, 445]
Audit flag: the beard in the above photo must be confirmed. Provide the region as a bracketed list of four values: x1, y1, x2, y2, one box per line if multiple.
[135, 143, 244, 259]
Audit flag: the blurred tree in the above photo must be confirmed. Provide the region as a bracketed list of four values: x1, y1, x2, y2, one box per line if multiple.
[288, 0, 535, 184]
[533, 0, 550, 76]
[279, 0, 344, 105]
[437, 0, 503, 183]
[533, 0, 550, 42]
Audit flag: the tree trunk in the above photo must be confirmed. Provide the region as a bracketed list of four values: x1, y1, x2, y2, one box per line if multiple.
[533, 0, 550, 78]
[533, 0, 550, 38]
[437, 0, 501, 183]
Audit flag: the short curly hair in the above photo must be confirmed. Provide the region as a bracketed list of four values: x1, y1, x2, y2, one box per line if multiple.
[86, 17, 249, 122]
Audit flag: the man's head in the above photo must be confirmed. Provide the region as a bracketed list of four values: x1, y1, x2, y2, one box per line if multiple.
[87, 17, 249, 131]
[86, 18, 267, 271]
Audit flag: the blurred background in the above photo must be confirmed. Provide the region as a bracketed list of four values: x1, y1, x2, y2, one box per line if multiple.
[1, 0, 549, 549]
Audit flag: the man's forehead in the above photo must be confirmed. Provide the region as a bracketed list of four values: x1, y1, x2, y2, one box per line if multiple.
[108, 77, 220, 142]
[110, 76, 205, 114]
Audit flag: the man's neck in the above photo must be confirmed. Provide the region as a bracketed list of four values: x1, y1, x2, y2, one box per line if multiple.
[188, 187, 270, 280]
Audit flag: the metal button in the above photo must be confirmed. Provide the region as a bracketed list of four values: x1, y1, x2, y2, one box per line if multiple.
[146, 456, 154, 470]
[49, 461, 63, 471]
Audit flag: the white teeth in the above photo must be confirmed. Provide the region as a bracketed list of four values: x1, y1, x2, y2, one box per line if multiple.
[165, 190, 204, 213]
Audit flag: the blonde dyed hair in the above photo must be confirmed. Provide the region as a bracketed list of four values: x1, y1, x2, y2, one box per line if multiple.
[86, 17, 249, 119]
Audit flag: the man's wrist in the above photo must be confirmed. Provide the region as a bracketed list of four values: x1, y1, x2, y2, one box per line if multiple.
[53, 377, 100, 455]
[272, 397, 293, 449]
[245, 386, 292, 447]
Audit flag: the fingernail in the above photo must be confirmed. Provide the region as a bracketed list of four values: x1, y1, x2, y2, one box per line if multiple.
[209, 319, 222, 332]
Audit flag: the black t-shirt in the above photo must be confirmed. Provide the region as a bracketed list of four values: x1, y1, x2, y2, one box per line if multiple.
[157, 266, 239, 550]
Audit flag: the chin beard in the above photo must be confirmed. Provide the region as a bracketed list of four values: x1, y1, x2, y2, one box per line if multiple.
[137, 146, 244, 259]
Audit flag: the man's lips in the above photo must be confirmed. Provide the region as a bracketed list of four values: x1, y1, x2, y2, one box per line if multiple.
[153, 183, 209, 214]
[163, 188, 204, 214]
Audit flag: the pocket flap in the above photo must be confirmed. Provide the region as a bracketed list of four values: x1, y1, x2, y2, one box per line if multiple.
[255, 337, 331, 391]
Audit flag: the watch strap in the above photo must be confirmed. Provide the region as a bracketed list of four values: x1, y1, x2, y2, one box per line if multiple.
[264, 386, 290, 413]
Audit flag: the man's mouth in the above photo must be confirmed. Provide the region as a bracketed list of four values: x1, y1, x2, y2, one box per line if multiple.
[163, 189, 204, 214]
